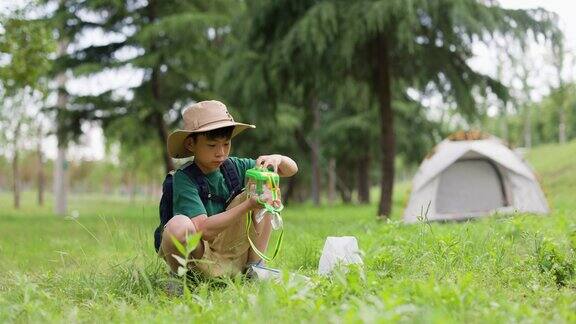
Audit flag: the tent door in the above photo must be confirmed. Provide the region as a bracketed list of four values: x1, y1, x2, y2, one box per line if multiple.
[436, 159, 507, 215]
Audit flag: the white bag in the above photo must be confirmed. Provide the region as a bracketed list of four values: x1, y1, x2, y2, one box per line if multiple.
[317, 236, 363, 275]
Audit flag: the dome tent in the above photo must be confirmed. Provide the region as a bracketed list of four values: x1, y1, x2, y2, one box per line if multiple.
[403, 132, 549, 223]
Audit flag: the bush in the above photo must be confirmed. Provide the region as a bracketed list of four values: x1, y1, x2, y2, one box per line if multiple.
[534, 238, 575, 287]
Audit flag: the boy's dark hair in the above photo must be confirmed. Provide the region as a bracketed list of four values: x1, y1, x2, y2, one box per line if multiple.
[189, 126, 234, 142]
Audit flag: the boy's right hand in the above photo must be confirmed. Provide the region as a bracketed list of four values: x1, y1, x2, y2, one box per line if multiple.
[248, 195, 260, 209]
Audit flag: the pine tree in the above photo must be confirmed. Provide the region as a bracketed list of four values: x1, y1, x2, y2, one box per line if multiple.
[40, 0, 240, 173]
[240, 0, 559, 217]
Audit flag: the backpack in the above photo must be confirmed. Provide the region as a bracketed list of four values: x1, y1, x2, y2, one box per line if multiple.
[154, 158, 242, 252]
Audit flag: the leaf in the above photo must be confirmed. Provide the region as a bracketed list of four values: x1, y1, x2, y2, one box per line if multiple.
[185, 232, 202, 254]
[170, 235, 186, 255]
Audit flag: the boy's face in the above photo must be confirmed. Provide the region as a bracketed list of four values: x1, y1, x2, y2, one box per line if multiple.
[185, 134, 231, 173]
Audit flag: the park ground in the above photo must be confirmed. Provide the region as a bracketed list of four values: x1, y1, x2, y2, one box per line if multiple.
[1, 141, 575, 323]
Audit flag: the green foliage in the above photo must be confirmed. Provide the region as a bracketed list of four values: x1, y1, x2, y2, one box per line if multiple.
[0, 12, 55, 95]
[38, 0, 241, 170]
[16, 0, 562, 210]
[0, 10, 54, 184]
[536, 84, 576, 143]
[232, 0, 560, 215]
[533, 237, 575, 287]
[394, 98, 450, 164]
[484, 83, 576, 147]
[243, 0, 558, 113]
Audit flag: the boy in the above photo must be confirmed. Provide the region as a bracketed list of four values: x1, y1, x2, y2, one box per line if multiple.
[159, 100, 298, 277]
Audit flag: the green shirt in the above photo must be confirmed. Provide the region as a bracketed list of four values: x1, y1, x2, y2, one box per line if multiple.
[173, 157, 256, 218]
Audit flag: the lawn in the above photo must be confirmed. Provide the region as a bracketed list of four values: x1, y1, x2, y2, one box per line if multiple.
[1, 141, 575, 323]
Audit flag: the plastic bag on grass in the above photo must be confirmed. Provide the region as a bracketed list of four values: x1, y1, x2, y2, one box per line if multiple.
[318, 236, 363, 275]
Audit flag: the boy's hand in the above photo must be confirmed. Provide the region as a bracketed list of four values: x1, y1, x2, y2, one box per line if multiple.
[256, 154, 283, 173]
[262, 187, 282, 208]
[248, 188, 282, 210]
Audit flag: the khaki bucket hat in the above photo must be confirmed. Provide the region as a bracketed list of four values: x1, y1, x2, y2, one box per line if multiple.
[167, 100, 255, 158]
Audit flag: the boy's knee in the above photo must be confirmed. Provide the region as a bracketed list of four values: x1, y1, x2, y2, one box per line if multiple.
[161, 215, 205, 270]
[163, 215, 197, 243]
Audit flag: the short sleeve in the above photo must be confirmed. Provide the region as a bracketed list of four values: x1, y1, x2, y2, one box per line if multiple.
[229, 157, 256, 186]
[173, 170, 207, 218]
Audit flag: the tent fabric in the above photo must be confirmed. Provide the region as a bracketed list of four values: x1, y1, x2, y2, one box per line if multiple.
[404, 135, 549, 223]
[436, 160, 507, 214]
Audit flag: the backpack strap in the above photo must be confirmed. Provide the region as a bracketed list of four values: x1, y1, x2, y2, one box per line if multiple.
[181, 158, 242, 208]
[220, 159, 243, 207]
[154, 171, 176, 252]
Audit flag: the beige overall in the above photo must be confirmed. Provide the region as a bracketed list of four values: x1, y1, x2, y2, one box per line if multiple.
[191, 192, 259, 277]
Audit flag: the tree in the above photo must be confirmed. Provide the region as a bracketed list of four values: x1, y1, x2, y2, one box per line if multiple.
[36, 0, 75, 215]
[103, 115, 165, 203]
[0, 11, 54, 209]
[219, 6, 376, 206]
[551, 34, 570, 144]
[517, 62, 533, 148]
[241, 0, 558, 217]
[0, 94, 28, 209]
[41, 0, 241, 174]
[537, 83, 576, 144]
[53, 38, 69, 215]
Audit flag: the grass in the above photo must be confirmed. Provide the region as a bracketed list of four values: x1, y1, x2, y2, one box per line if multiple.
[1, 141, 576, 323]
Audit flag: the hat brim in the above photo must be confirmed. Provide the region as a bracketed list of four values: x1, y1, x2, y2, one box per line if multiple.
[167, 121, 255, 159]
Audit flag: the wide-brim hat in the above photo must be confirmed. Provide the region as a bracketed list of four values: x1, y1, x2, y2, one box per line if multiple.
[167, 100, 255, 158]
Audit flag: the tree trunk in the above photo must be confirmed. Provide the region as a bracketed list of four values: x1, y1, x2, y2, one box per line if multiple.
[327, 158, 336, 205]
[12, 121, 22, 209]
[13, 150, 20, 209]
[517, 64, 533, 149]
[54, 146, 68, 215]
[37, 125, 44, 206]
[283, 176, 296, 206]
[357, 153, 370, 204]
[153, 111, 174, 173]
[500, 102, 509, 144]
[54, 39, 68, 216]
[309, 96, 322, 206]
[523, 104, 532, 148]
[496, 58, 509, 144]
[148, 0, 174, 174]
[336, 161, 353, 204]
[373, 35, 395, 218]
[129, 171, 136, 204]
[558, 90, 567, 144]
[150, 69, 173, 172]
[554, 41, 567, 144]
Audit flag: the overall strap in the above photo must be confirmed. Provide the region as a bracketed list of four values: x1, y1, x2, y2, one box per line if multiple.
[181, 159, 241, 207]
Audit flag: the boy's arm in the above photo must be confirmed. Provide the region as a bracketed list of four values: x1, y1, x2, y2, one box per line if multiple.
[174, 170, 261, 242]
[255, 154, 298, 177]
[193, 196, 261, 242]
[196, 156, 291, 241]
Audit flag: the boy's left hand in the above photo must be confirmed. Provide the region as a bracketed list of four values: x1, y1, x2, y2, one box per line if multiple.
[256, 154, 282, 173]
[259, 187, 282, 209]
